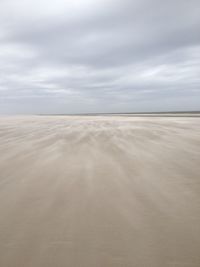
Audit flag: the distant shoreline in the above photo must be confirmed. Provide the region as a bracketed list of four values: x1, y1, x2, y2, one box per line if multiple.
[38, 111, 200, 117]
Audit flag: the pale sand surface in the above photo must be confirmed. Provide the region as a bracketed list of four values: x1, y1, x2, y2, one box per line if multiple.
[0, 116, 200, 267]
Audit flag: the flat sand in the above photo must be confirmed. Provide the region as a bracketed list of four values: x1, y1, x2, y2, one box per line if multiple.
[0, 116, 200, 267]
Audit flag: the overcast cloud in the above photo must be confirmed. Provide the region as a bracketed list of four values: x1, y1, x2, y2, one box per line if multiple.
[0, 0, 200, 114]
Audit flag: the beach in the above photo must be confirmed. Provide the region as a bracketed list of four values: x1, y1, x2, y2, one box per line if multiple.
[0, 115, 200, 267]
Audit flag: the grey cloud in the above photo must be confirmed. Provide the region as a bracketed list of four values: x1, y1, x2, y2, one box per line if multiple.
[0, 0, 200, 114]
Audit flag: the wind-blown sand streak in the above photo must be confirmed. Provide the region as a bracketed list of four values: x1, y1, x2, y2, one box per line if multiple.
[0, 116, 200, 267]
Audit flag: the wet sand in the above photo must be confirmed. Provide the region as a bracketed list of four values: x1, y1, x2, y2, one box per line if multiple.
[0, 115, 200, 267]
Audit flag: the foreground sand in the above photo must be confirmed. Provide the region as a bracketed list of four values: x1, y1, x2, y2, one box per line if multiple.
[0, 115, 200, 267]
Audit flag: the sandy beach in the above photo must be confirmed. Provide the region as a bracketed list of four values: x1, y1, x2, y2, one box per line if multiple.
[0, 115, 200, 267]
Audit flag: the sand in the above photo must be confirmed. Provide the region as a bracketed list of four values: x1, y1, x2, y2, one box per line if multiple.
[0, 115, 200, 267]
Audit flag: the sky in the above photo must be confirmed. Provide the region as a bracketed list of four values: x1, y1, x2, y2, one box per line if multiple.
[0, 0, 200, 114]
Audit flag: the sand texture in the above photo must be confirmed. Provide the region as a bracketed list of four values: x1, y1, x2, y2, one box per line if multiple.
[0, 115, 200, 267]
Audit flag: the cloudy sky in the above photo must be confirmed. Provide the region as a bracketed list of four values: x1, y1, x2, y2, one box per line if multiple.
[0, 0, 200, 114]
